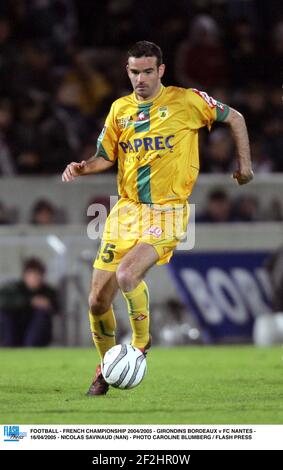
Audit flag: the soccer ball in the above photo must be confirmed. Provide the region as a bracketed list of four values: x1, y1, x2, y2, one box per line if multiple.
[101, 344, 147, 389]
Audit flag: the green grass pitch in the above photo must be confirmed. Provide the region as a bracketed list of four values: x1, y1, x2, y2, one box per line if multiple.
[0, 346, 283, 424]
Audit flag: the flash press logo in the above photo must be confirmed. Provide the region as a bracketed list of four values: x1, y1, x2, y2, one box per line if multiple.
[4, 425, 27, 442]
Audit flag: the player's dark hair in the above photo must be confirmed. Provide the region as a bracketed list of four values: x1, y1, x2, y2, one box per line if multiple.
[127, 41, 163, 67]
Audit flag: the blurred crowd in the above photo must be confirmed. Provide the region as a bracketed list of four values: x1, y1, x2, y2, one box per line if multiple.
[0, 0, 282, 177]
[0, 188, 282, 225]
[0, 194, 112, 224]
[196, 187, 283, 223]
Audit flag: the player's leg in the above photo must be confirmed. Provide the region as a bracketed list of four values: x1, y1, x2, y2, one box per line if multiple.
[88, 268, 119, 360]
[87, 268, 119, 396]
[89, 198, 128, 358]
[116, 242, 159, 352]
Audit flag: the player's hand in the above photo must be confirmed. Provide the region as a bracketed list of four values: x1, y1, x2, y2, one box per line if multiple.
[232, 168, 254, 185]
[31, 296, 51, 310]
[62, 161, 87, 182]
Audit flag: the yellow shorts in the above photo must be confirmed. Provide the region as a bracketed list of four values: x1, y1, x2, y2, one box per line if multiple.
[93, 198, 189, 272]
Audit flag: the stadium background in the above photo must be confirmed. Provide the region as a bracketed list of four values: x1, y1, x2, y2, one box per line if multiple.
[0, 0, 282, 348]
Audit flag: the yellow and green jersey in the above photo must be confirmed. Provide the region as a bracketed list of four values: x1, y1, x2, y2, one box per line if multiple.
[95, 85, 229, 205]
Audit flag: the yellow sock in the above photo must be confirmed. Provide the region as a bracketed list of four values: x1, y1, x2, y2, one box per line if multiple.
[88, 306, 116, 360]
[122, 281, 150, 350]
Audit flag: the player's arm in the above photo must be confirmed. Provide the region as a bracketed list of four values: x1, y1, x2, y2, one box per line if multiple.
[62, 156, 114, 182]
[187, 89, 254, 185]
[223, 107, 254, 185]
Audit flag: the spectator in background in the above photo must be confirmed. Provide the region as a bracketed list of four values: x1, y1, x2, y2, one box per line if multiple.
[0, 96, 15, 175]
[263, 86, 283, 171]
[157, 298, 199, 346]
[196, 188, 234, 223]
[13, 89, 75, 174]
[10, 41, 55, 97]
[262, 198, 283, 222]
[62, 50, 112, 117]
[175, 15, 228, 89]
[12, 91, 46, 174]
[250, 137, 272, 173]
[202, 128, 234, 173]
[30, 199, 56, 225]
[16, 148, 41, 174]
[81, 136, 99, 165]
[53, 80, 86, 158]
[265, 246, 283, 312]
[240, 84, 266, 137]
[0, 201, 11, 224]
[228, 19, 264, 87]
[267, 21, 283, 86]
[0, 16, 16, 97]
[24, 0, 77, 54]
[0, 257, 58, 347]
[232, 194, 259, 222]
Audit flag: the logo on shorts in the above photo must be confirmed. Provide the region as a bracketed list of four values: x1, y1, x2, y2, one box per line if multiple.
[134, 314, 147, 321]
[92, 332, 102, 340]
[143, 226, 163, 238]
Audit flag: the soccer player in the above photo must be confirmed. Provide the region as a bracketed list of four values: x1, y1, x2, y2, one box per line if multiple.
[62, 41, 253, 395]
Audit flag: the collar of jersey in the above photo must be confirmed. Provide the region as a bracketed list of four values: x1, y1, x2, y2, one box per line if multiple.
[132, 84, 165, 105]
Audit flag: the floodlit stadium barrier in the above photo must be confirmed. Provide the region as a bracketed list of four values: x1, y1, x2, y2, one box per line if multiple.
[0, 222, 282, 345]
[0, 174, 282, 224]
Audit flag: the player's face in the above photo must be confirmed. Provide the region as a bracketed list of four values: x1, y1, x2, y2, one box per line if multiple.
[127, 56, 165, 100]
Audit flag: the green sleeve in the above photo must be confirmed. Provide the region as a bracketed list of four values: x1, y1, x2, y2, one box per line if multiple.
[215, 103, 230, 122]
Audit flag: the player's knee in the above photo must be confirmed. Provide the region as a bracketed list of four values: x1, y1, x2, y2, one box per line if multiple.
[116, 266, 137, 291]
[88, 293, 110, 316]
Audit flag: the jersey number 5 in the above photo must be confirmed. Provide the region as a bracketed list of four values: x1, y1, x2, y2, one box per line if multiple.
[97, 242, 116, 263]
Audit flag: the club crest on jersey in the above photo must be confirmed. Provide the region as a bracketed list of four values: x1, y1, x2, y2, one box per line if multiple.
[158, 106, 168, 119]
[116, 116, 133, 130]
